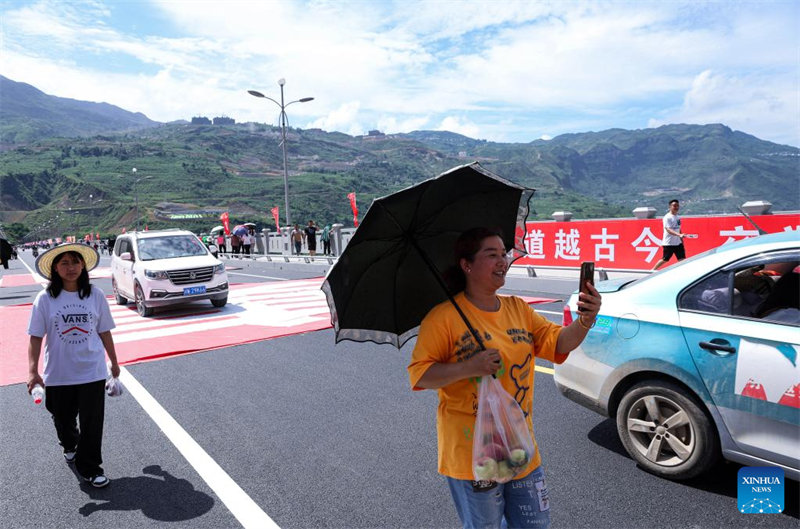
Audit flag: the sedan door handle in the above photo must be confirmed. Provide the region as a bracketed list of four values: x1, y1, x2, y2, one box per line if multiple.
[699, 340, 736, 354]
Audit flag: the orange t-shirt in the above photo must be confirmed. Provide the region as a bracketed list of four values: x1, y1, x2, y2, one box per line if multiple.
[408, 293, 565, 481]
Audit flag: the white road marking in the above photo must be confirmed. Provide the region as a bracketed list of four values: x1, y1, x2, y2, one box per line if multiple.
[118, 366, 279, 529]
[104, 282, 330, 341]
[18, 257, 45, 284]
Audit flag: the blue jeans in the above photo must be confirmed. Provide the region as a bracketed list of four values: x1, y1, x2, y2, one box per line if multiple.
[447, 466, 551, 529]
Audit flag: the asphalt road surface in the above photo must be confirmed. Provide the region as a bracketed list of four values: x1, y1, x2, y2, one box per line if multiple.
[1, 249, 797, 529]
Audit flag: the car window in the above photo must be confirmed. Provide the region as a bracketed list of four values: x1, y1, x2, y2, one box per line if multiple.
[137, 235, 207, 261]
[115, 238, 129, 257]
[680, 271, 732, 315]
[680, 252, 800, 325]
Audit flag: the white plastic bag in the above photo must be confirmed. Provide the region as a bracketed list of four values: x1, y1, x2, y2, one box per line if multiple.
[105, 363, 124, 397]
[472, 375, 535, 483]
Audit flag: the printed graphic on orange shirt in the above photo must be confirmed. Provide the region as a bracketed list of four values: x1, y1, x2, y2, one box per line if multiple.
[510, 353, 533, 416]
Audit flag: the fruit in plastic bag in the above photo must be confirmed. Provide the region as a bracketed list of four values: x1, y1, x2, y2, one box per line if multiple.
[474, 457, 498, 481]
[472, 375, 535, 483]
[496, 460, 515, 483]
[482, 442, 506, 461]
[509, 448, 529, 467]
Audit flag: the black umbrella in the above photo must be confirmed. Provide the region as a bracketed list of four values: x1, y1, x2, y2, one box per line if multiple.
[321, 162, 533, 349]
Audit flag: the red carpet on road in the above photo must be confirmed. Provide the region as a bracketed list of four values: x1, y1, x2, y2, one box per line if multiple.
[0, 274, 39, 288]
[1, 277, 558, 386]
[0, 267, 111, 288]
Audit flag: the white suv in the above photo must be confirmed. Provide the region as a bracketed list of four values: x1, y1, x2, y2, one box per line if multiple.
[111, 229, 229, 317]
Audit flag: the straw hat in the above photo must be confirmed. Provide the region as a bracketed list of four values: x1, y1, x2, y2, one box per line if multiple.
[35, 243, 100, 280]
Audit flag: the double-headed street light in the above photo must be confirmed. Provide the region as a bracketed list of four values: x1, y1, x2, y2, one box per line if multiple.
[248, 79, 314, 228]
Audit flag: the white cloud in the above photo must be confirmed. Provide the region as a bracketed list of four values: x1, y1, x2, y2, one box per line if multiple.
[307, 102, 363, 137]
[649, 70, 800, 146]
[376, 115, 430, 135]
[437, 116, 480, 139]
[1, 1, 798, 145]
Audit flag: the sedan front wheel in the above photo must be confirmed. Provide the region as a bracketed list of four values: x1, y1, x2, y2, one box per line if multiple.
[616, 380, 719, 480]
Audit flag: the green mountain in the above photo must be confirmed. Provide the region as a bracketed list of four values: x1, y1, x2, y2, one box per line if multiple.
[0, 76, 798, 243]
[0, 75, 159, 145]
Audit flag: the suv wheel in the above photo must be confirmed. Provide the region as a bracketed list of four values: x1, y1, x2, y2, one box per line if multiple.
[134, 282, 154, 317]
[112, 278, 128, 306]
[211, 296, 227, 308]
[616, 381, 719, 480]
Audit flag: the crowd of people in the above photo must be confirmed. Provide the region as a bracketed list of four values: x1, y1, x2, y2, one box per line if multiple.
[201, 220, 336, 258]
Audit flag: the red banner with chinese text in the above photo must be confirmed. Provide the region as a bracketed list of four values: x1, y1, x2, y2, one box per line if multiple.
[516, 213, 799, 270]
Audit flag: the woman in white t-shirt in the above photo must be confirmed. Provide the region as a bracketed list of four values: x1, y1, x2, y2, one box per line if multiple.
[27, 243, 120, 489]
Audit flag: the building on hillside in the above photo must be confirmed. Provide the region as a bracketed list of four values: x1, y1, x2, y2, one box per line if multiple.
[213, 116, 235, 125]
[191, 116, 212, 125]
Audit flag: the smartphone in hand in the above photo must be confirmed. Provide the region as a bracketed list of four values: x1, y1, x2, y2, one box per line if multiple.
[578, 261, 594, 312]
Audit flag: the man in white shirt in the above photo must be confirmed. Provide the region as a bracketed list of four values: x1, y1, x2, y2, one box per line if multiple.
[652, 199, 686, 270]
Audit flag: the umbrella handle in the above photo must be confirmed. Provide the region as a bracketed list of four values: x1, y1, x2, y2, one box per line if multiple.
[405, 238, 490, 367]
[404, 237, 487, 349]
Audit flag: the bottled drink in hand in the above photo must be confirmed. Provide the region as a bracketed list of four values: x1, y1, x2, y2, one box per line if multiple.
[31, 384, 44, 405]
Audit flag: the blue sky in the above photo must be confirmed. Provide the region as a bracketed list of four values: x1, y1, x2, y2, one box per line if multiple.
[2, 0, 798, 146]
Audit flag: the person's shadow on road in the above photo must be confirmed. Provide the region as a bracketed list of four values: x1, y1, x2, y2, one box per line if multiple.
[76, 464, 214, 521]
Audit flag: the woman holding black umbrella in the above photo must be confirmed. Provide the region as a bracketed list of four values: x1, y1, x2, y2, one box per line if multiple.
[408, 227, 601, 529]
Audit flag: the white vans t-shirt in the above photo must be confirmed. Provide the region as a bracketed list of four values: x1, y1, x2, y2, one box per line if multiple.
[27, 287, 116, 386]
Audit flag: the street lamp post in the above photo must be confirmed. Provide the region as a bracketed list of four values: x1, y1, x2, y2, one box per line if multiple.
[131, 168, 152, 231]
[248, 79, 314, 228]
[132, 168, 139, 230]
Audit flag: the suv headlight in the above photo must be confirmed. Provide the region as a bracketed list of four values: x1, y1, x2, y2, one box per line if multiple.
[214, 263, 225, 274]
[145, 269, 169, 280]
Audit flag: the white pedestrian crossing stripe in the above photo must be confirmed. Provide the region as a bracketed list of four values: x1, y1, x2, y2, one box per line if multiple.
[109, 280, 330, 343]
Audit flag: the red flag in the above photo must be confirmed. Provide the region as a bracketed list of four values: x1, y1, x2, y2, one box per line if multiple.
[220, 212, 231, 235]
[347, 192, 359, 227]
[145, 225, 149, 231]
[271, 207, 281, 230]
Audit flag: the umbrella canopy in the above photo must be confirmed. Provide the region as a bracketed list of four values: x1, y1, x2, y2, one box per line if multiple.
[210, 225, 225, 234]
[321, 162, 533, 349]
[243, 222, 257, 228]
[232, 225, 249, 237]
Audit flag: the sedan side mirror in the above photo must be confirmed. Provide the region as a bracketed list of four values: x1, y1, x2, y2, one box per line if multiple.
[120, 251, 134, 261]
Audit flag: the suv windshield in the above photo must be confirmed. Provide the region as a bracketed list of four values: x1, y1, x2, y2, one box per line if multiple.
[137, 235, 207, 261]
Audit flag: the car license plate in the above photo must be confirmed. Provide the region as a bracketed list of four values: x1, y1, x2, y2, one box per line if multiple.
[183, 286, 206, 296]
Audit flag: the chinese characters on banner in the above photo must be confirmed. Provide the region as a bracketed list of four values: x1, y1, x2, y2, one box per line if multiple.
[516, 214, 799, 270]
